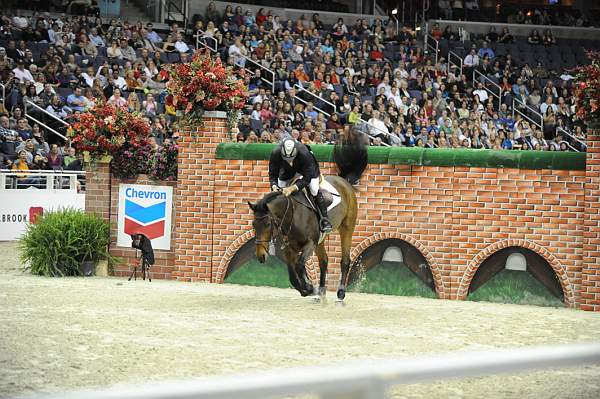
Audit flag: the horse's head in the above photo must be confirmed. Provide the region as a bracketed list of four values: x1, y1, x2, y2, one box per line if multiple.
[248, 195, 277, 263]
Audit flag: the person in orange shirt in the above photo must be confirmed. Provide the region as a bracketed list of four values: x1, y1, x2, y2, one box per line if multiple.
[294, 64, 310, 83]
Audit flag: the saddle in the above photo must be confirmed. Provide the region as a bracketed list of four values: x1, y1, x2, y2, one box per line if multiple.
[290, 176, 334, 213]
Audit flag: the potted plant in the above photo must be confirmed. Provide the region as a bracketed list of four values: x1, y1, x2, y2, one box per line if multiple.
[160, 50, 248, 133]
[19, 209, 116, 277]
[68, 102, 150, 163]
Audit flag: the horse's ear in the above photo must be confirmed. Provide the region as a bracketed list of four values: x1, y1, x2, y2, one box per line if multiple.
[248, 201, 257, 211]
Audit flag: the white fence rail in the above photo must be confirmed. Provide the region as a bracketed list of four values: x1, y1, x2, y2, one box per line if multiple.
[1, 170, 85, 191]
[26, 343, 600, 399]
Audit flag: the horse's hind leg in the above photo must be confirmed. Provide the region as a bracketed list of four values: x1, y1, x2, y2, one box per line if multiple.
[316, 242, 328, 299]
[337, 213, 356, 301]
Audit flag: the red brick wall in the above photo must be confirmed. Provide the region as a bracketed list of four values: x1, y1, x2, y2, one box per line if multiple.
[85, 162, 176, 280]
[85, 116, 600, 310]
[582, 128, 600, 311]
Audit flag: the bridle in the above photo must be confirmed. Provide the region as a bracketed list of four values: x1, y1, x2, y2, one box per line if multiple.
[254, 195, 294, 251]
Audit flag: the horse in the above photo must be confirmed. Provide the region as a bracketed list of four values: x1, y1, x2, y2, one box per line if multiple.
[247, 128, 368, 302]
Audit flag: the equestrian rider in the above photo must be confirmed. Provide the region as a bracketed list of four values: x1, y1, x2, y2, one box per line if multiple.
[268, 138, 333, 233]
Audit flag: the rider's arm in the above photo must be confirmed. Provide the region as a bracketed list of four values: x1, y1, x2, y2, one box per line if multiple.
[268, 148, 281, 189]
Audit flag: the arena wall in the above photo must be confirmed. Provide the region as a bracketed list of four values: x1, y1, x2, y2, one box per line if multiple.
[86, 113, 600, 310]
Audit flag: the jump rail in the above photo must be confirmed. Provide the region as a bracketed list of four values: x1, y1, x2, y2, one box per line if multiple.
[27, 343, 600, 399]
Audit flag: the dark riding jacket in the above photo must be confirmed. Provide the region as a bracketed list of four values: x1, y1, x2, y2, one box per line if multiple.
[269, 142, 320, 192]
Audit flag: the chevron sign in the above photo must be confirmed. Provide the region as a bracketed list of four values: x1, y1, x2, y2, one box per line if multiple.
[116, 184, 173, 250]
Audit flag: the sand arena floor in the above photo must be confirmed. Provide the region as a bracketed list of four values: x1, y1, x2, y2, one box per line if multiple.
[1, 241, 599, 399]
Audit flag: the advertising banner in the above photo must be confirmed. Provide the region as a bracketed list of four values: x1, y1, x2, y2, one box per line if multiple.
[117, 184, 173, 250]
[0, 190, 85, 241]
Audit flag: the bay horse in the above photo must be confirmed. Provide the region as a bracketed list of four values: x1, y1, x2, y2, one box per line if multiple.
[247, 128, 368, 301]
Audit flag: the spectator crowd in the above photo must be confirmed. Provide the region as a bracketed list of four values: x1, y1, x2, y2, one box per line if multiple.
[0, 1, 590, 179]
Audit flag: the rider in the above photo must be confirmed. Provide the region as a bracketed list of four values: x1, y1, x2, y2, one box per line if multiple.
[269, 138, 333, 233]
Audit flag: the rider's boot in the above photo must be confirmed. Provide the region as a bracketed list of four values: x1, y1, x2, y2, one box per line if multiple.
[314, 191, 333, 233]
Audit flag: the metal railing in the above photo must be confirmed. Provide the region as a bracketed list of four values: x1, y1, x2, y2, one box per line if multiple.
[557, 126, 586, 152]
[512, 97, 543, 132]
[0, 83, 5, 106]
[24, 100, 70, 143]
[240, 56, 276, 93]
[28, 343, 600, 399]
[425, 34, 439, 64]
[358, 118, 397, 147]
[473, 69, 502, 110]
[194, 30, 218, 53]
[1, 169, 85, 191]
[448, 50, 463, 76]
[293, 84, 336, 116]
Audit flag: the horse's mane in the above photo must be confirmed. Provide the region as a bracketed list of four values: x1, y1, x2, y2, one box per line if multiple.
[255, 191, 283, 213]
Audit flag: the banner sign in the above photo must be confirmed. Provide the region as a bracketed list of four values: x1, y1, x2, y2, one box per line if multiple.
[117, 184, 173, 250]
[0, 189, 85, 241]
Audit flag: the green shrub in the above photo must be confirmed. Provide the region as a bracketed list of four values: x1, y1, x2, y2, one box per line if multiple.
[20, 209, 113, 277]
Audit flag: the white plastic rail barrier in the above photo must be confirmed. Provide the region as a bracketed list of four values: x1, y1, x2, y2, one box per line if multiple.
[1, 170, 85, 191]
[25, 343, 600, 399]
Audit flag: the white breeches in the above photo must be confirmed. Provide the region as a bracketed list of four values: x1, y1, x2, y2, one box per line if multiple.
[278, 174, 320, 196]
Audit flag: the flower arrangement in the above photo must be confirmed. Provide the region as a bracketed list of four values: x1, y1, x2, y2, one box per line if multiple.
[148, 142, 178, 181]
[160, 50, 247, 132]
[571, 51, 600, 124]
[69, 102, 150, 162]
[111, 142, 154, 180]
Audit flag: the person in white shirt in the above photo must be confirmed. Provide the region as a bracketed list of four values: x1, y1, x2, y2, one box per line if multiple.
[387, 86, 403, 108]
[228, 38, 247, 67]
[539, 97, 558, 115]
[13, 60, 34, 83]
[174, 32, 190, 53]
[473, 82, 489, 104]
[463, 48, 479, 68]
[367, 110, 389, 137]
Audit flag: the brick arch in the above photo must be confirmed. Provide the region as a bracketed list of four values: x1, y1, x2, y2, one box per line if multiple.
[214, 230, 318, 284]
[350, 232, 445, 298]
[457, 239, 575, 306]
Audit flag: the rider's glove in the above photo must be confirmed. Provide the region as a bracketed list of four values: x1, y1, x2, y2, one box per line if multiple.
[271, 184, 280, 192]
[281, 184, 298, 197]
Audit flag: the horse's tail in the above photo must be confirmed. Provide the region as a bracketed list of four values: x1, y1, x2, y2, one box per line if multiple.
[333, 126, 368, 186]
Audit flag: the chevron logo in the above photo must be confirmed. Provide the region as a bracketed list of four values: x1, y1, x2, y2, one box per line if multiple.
[124, 196, 166, 240]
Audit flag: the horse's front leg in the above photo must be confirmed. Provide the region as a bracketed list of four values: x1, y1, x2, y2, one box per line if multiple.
[315, 242, 328, 299]
[295, 243, 316, 297]
[282, 247, 303, 293]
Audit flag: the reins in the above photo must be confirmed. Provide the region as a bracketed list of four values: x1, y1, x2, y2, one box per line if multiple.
[255, 195, 294, 248]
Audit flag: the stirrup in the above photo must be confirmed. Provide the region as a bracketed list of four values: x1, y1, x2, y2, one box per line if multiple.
[320, 218, 333, 233]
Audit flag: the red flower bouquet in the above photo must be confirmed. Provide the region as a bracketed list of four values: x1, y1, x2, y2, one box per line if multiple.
[69, 103, 151, 162]
[160, 50, 247, 132]
[572, 51, 600, 125]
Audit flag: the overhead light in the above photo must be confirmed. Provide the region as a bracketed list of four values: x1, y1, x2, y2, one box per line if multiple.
[415, 26, 421, 31]
[392, 8, 398, 15]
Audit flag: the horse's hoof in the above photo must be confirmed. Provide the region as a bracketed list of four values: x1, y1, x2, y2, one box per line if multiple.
[335, 299, 345, 307]
[337, 289, 346, 301]
[300, 290, 311, 297]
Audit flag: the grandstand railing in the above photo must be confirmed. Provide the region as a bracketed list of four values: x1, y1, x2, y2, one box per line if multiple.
[448, 50, 463, 76]
[358, 118, 395, 147]
[0, 83, 5, 106]
[29, 343, 600, 399]
[424, 34, 439, 64]
[557, 126, 586, 152]
[239, 56, 276, 94]
[0, 170, 85, 191]
[473, 69, 502, 110]
[512, 97, 544, 132]
[24, 100, 70, 143]
[194, 31, 218, 53]
[293, 84, 336, 117]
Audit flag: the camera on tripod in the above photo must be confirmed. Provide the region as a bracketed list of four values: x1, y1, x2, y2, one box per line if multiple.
[129, 233, 155, 281]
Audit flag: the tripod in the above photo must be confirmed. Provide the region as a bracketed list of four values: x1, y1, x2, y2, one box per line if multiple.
[128, 252, 152, 282]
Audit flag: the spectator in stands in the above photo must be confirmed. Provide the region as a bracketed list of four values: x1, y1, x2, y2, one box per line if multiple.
[206, 2, 221, 25]
[543, 29, 556, 46]
[106, 40, 123, 60]
[66, 86, 86, 112]
[528, 29, 542, 45]
[13, 59, 34, 83]
[119, 38, 136, 61]
[498, 27, 514, 43]
[478, 42, 494, 59]
[430, 23, 443, 41]
[174, 32, 190, 53]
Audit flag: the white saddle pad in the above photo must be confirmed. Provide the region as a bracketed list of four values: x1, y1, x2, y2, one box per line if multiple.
[320, 179, 342, 212]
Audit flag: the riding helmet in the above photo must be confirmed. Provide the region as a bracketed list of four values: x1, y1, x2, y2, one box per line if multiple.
[281, 138, 298, 161]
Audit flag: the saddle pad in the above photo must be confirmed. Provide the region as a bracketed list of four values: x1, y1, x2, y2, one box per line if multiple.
[320, 179, 342, 212]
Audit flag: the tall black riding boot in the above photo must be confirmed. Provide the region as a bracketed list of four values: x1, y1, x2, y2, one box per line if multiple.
[315, 191, 333, 233]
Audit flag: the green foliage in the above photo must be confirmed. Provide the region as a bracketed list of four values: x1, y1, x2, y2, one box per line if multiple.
[225, 257, 290, 288]
[467, 270, 564, 307]
[19, 209, 113, 277]
[349, 261, 438, 298]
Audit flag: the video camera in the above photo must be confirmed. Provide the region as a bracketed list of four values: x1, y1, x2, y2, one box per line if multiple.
[130, 233, 155, 265]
